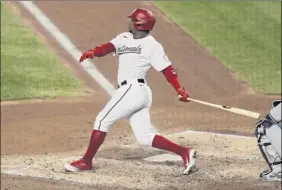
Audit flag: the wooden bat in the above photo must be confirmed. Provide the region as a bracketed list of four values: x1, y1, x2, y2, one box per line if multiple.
[179, 96, 261, 119]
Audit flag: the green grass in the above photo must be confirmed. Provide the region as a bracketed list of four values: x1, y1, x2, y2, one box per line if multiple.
[1, 3, 85, 101]
[155, 1, 281, 94]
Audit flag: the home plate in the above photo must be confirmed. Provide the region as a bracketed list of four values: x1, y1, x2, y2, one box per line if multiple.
[143, 154, 182, 162]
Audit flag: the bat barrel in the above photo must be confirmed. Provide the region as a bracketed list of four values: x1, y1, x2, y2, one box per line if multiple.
[180, 96, 260, 119]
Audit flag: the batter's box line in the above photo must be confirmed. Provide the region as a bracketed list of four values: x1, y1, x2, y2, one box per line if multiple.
[1, 164, 33, 174]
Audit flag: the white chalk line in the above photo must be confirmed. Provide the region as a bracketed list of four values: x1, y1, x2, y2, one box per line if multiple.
[122, 129, 255, 148]
[1, 172, 93, 187]
[171, 130, 255, 139]
[19, 1, 116, 96]
[1, 165, 31, 174]
[1, 165, 95, 187]
[3, 1, 258, 186]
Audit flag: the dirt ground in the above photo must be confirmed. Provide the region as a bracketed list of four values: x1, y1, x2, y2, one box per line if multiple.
[1, 1, 281, 190]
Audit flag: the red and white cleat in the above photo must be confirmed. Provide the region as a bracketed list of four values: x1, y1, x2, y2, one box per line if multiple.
[182, 148, 197, 175]
[64, 159, 93, 172]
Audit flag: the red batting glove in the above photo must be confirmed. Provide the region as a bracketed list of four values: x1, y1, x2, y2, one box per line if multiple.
[79, 48, 96, 63]
[177, 87, 190, 102]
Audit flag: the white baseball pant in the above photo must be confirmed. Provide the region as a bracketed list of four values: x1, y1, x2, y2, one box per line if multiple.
[93, 79, 157, 146]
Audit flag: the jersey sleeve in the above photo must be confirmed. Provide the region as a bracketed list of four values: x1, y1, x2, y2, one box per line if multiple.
[110, 32, 128, 50]
[109, 33, 128, 56]
[148, 42, 172, 72]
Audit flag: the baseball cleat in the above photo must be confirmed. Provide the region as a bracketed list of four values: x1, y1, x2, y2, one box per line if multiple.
[260, 169, 282, 182]
[182, 148, 197, 175]
[64, 159, 93, 172]
[260, 168, 271, 176]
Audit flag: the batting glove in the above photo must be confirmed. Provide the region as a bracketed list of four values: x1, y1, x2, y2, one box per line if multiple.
[177, 87, 190, 102]
[79, 48, 96, 63]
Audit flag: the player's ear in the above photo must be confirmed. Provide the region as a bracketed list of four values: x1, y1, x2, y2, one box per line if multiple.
[136, 24, 143, 30]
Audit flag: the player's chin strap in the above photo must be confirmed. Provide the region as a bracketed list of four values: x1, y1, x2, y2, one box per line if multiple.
[255, 119, 282, 171]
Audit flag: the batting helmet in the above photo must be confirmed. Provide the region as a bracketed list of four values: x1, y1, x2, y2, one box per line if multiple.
[128, 8, 156, 31]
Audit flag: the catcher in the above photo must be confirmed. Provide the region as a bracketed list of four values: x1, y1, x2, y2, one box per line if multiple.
[255, 99, 281, 182]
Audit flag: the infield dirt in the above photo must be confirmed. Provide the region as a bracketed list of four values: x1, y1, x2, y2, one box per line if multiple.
[1, 1, 281, 190]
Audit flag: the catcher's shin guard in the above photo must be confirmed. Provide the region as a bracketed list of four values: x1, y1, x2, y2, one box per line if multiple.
[255, 119, 282, 177]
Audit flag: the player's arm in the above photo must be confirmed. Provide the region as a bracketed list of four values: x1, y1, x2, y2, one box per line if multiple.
[162, 66, 190, 102]
[149, 42, 190, 102]
[79, 33, 126, 63]
[79, 42, 116, 63]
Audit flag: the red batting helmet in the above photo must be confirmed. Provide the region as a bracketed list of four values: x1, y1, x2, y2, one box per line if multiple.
[128, 8, 156, 31]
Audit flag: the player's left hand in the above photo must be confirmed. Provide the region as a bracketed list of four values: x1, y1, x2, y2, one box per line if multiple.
[177, 87, 190, 102]
[79, 49, 95, 63]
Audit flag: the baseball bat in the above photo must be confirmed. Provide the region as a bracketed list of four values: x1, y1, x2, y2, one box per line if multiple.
[179, 96, 260, 119]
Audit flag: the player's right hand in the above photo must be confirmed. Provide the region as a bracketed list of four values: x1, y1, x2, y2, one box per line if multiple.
[79, 49, 95, 63]
[177, 87, 190, 102]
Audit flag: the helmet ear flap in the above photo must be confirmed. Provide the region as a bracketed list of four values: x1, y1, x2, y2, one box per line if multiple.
[136, 23, 143, 30]
[133, 21, 143, 30]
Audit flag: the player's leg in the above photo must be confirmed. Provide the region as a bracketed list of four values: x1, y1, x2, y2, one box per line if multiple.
[256, 122, 282, 181]
[65, 84, 137, 172]
[129, 107, 196, 175]
[255, 102, 281, 181]
[82, 85, 135, 164]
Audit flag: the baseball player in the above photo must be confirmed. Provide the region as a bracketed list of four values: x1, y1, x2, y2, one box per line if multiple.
[64, 8, 196, 175]
[255, 100, 281, 182]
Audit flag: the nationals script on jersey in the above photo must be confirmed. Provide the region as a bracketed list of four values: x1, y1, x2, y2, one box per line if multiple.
[110, 32, 172, 84]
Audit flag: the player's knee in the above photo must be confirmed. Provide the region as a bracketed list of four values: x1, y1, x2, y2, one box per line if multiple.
[255, 119, 271, 140]
[255, 122, 263, 139]
[93, 114, 111, 133]
[135, 132, 155, 146]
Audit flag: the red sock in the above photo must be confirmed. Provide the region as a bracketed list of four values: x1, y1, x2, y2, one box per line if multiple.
[152, 135, 186, 156]
[83, 129, 106, 164]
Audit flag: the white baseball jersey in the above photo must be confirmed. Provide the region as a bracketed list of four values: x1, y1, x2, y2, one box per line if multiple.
[110, 32, 172, 84]
[93, 32, 172, 146]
